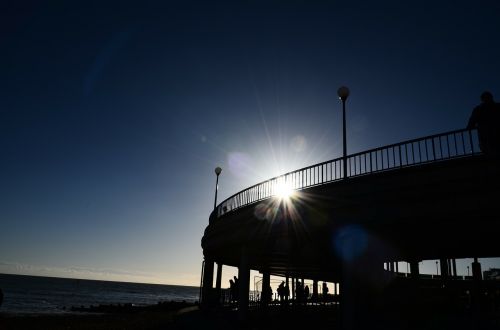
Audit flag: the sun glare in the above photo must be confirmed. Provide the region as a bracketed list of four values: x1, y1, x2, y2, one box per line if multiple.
[275, 182, 294, 200]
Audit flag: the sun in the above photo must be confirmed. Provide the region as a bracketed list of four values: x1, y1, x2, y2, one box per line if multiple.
[275, 181, 294, 200]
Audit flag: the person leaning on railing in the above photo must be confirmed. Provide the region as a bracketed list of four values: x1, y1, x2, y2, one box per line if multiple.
[467, 91, 500, 156]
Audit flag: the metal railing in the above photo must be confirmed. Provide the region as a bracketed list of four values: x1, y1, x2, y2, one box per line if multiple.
[216, 128, 480, 218]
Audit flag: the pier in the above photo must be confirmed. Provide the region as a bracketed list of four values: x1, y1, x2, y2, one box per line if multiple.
[201, 128, 500, 328]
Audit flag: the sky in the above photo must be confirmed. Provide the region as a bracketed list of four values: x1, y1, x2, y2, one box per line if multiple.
[1, 1, 500, 286]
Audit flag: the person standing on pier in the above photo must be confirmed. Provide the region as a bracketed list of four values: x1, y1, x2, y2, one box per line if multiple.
[467, 91, 500, 156]
[229, 279, 235, 304]
[322, 282, 329, 304]
[284, 282, 290, 305]
[277, 281, 285, 306]
[233, 276, 239, 303]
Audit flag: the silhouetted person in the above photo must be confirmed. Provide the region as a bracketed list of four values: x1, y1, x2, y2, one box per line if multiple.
[304, 285, 310, 302]
[229, 279, 236, 303]
[284, 283, 290, 305]
[296, 280, 304, 305]
[233, 276, 239, 302]
[277, 281, 285, 305]
[322, 282, 329, 303]
[467, 91, 500, 156]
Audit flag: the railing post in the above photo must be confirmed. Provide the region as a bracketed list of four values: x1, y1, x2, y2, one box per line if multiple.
[432, 138, 436, 160]
[370, 152, 373, 172]
[468, 129, 475, 154]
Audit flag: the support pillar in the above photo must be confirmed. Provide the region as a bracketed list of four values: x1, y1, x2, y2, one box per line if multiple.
[340, 255, 385, 330]
[261, 271, 270, 308]
[215, 262, 223, 304]
[238, 247, 250, 320]
[471, 258, 482, 310]
[410, 260, 420, 280]
[313, 279, 318, 302]
[286, 276, 290, 303]
[452, 259, 457, 278]
[201, 258, 214, 307]
[472, 258, 482, 281]
[292, 277, 295, 303]
[395, 262, 399, 273]
[440, 258, 449, 283]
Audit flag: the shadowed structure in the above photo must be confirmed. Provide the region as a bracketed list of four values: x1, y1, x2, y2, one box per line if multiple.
[201, 127, 500, 328]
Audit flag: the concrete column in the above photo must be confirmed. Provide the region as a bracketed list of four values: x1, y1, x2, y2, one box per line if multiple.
[261, 271, 270, 308]
[472, 258, 482, 281]
[313, 279, 318, 302]
[286, 276, 289, 303]
[215, 262, 223, 304]
[410, 260, 420, 279]
[202, 258, 214, 306]
[440, 258, 449, 281]
[292, 277, 295, 303]
[471, 258, 482, 310]
[238, 247, 250, 320]
[395, 262, 399, 273]
[340, 255, 385, 330]
[452, 259, 457, 278]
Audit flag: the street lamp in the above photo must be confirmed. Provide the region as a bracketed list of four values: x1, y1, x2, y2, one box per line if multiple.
[467, 266, 470, 277]
[337, 86, 350, 179]
[435, 261, 439, 276]
[214, 167, 222, 210]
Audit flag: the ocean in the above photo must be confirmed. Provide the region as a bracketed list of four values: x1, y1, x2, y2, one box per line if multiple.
[0, 273, 199, 314]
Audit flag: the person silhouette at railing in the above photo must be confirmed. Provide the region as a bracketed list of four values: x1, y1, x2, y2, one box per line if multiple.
[229, 279, 236, 304]
[277, 281, 285, 306]
[467, 91, 500, 156]
[322, 282, 329, 304]
[232, 276, 239, 303]
[296, 280, 303, 305]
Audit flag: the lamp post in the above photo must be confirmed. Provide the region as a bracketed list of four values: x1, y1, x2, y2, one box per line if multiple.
[436, 261, 439, 276]
[214, 167, 222, 210]
[467, 266, 470, 277]
[337, 86, 350, 179]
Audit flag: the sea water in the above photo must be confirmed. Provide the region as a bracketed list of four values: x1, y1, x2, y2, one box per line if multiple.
[0, 273, 199, 314]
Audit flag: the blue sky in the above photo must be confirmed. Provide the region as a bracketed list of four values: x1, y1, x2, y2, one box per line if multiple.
[1, 1, 500, 285]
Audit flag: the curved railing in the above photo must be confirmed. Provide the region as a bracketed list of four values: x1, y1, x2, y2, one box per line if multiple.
[215, 128, 481, 218]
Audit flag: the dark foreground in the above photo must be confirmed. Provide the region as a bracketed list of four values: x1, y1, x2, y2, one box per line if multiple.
[2, 304, 500, 330]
